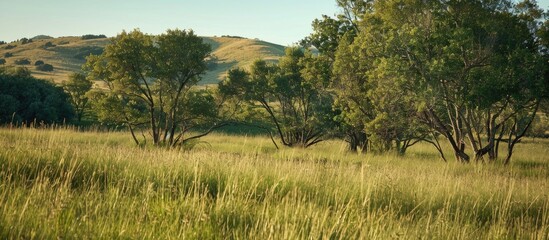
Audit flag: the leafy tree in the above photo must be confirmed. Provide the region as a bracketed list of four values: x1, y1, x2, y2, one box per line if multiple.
[63, 73, 92, 122]
[333, 0, 547, 163]
[0, 68, 74, 124]
[85, 29, 223, 147]
[219, 47, 335, 148]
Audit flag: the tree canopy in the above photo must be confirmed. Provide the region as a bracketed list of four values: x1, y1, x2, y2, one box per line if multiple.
[84, 29, 223, 147]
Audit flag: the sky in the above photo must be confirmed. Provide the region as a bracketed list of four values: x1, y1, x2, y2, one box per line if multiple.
[0, 0, 340, 46]
[2, 1, 549, 46]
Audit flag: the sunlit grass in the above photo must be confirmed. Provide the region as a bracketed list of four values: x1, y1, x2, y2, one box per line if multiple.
[1, 127, 548, 239]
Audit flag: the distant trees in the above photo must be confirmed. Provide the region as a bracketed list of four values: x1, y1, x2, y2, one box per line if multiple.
[14, 59, 30, 65]
[36, 63, 54, 72]
[0, 68, 74, 124]
[81, 34, 107, 40]
[84, 29, 223, 147]
[34, 60, 54, 72]
[20, 38, 32, 45]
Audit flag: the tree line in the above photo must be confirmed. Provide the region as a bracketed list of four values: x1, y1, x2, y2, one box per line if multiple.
[0, 0, 548, 164]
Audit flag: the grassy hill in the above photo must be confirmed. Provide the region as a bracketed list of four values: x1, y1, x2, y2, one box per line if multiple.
[0, 35, 286, 85]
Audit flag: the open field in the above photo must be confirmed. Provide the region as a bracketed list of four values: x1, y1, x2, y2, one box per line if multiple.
[0, 36, 285, 84]
[0, 127, 548, 239]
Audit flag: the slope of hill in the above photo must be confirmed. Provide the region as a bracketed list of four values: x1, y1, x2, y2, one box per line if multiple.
[0, 36, 286, 85]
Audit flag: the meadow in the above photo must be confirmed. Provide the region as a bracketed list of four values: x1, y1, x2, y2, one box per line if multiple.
[0, 127, 548, 239]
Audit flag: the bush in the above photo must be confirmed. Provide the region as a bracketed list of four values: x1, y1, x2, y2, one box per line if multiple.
[81, 34, 107, 40]
[43, 42, 56, 48]
[20, 38, 32, 45]
[35, 60, 44, 66]
[0, 41, 6, 45]
[3, 52, 13, 58]
[36, 63, 54, 72]
[0, 59, 5, 65]
[4, 44, 15, 50]
[14, 59, 30, 65]
[0, 71, 74, 124]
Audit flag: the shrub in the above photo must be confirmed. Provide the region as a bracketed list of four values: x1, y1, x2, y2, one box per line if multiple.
[0, 41, 6, 45]
[36, 63, 54, 72]
[43, 42, 56, 48]
[0, 71, 74, 124]
[20, 38, 32, 45]
[3, 53, 13, 58]
[4, 45, 15, 50]
[35, 60, 44, 66]
[0, 59, 5, 65]
[81, 34, 107, 40]
[14, 59, 30, 65]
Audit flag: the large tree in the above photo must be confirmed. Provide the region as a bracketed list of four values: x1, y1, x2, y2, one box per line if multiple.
[333, 0, 548, 162]
[85, 29, 224, 147]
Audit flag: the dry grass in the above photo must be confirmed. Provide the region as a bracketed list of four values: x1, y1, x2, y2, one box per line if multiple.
[0, 36, 285, 85]
[0, 127, 548, 239]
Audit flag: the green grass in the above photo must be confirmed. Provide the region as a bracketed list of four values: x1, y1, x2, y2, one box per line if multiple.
[1, 127, 548, 239]
[0, 36, 285, 85]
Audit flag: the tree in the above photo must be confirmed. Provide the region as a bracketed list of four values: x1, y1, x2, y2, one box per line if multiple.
[219, 47, 335, 148]
[63, 73, 92, 122]
[85, 29, 223, 147]
[333, 0, 547, 163]
[0, 69, 74, 125]
[14, 59, 30, 65]
[36, 63, 54, 72]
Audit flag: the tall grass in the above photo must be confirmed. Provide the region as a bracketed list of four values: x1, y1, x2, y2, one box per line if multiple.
[0, 127, 548, 239]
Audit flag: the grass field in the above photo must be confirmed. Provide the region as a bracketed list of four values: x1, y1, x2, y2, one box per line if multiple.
[0, 127, 548, 239]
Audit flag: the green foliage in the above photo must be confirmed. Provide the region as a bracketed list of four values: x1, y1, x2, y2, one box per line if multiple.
[331, 0, 548, 163]
[3, 52, 13, 58]
[34, 60, 44, 66]
[85, 29, 219, 147]
[3, 44, 15, 50]
[0, 59, 5, 65]
[81, 34, 107, 40]
[43, 41, 56, 48]
[0, 70, 74, 124]
[219, 47, 335, 148]
[35, 63, 54, 72]
[63, 73, 92, 122]
[14, 59, 30, 65]
[20, 38, 32, 45]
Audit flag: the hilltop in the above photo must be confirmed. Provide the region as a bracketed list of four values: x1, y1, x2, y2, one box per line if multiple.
[0, 35, 286, 84]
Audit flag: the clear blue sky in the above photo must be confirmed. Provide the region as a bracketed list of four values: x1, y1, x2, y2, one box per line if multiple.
[1, 0, 548, 46]
[0, 0, 340, 46]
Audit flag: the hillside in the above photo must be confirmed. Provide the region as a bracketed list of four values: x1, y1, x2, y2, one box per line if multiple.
[0, 35, 286, 85]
